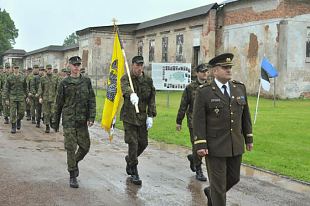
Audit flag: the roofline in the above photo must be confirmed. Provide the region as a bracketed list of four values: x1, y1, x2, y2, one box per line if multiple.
[76, 23, 139, 36]
[24, 44, 79, 56]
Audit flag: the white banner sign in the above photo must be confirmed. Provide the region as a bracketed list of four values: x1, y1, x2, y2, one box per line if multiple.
[152, 63, 191, 91]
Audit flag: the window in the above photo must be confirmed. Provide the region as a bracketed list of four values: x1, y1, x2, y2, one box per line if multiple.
[138, 40, 143, 56]
[176, 34, 184, 62]
[149, 39, 155, 62]
[306, 27, 310, 62]
[162, 37, 168, 62]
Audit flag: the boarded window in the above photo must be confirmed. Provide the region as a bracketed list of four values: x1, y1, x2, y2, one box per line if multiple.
[306, 27, 310, 62]
[149, 39, 155, 62]
[176, 34, 184, 62]
[162, 37, 168, 62]
[82, 50, 89, 68]
[138, 40, 143, 56]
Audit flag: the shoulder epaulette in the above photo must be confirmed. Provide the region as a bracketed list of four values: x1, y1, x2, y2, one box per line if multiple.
[232, 80, 244, 85]
[199, 81, 211, 88]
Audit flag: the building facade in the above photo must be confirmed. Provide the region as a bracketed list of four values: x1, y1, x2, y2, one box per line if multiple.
[2, 0, 310, 98]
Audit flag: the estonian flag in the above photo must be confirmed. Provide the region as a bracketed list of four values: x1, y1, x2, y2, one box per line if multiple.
[261, 57, 278, 91]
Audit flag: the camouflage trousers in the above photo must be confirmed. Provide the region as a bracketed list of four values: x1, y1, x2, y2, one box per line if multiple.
[2, 97, 10, 118]
[189, 128, 203, 167]
[30, 97, 41, 122]
[123, 121, 148, 167]
[25, 97, 31, 112]
[0, 93, 2, 113]
[64, 127, 90, 172]
[10, 101, 25, 124]
[42, 101, 54, 125]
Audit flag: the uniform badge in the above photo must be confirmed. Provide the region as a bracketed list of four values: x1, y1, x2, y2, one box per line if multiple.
[211, 98, 220, 102]
[214, 106, 219, 115]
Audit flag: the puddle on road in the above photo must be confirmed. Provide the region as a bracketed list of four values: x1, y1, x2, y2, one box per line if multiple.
[241, 165, 310, 193]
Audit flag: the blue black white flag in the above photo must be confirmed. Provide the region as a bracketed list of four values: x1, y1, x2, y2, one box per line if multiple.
[261, 57, 278, 91]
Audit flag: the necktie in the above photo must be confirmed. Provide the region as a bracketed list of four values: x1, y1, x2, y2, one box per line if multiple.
[222, 85, 230, 99]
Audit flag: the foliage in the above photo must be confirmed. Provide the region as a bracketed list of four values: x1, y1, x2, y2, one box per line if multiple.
[0, 8, 19, 62]
[96, 90, 310, 182]
[63, 32, 79, 46]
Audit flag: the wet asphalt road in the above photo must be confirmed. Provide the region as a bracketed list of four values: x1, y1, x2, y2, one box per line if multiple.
[0, 120, 310, 206]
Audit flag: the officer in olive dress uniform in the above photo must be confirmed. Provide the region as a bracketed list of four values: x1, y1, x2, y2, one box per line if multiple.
[193, 53, 253, 206]
[176, 63, 211, 181]
[120, 55, 157, 185]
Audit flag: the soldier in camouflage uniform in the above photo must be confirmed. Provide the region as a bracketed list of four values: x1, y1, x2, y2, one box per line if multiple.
[38, 64, 59, 133]
[29, 65, 39, 124]
[176, 63, 211, 182]
[2, 63, 12, 124]
[52, 56, 96, 188]
[120, 56, 156, 185]
[0, 65, 3, 116]
[3, 64, 27, 133]
[25, 67, 33, 120]
[30, 65, 43, 127]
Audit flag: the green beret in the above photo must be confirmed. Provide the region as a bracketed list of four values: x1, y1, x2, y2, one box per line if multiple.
[5, 63, 10, 68]
[46, 64, 52, 69]
[69, 56, 82, 64]
[33, 65, 39, 69]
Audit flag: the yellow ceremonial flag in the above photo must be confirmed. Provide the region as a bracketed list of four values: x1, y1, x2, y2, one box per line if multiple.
[101, 31, 125, 139]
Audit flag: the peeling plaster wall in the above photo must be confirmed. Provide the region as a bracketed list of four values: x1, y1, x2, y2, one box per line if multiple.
[284, 14, 310, 98]
[218, 0, 310, 98]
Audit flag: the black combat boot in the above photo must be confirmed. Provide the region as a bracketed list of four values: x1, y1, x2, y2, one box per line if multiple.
[69, 171, 79, 188]
[16, 119, 21, 130]
[187, 154, 196, 172]
[125, 155, 133, 175]
[131, 165, 142, 185]
[45, 124, 50, 133]
[31, 117, 36, 124]
[4, 117, 9, 124]
[195, 165, 207, 181]
[36, 121, 40, 128]
[26, 110, 31, 120]
[11, 123, 16, 134]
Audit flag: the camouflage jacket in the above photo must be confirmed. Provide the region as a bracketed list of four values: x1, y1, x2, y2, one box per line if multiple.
[38, 73, 59, 102]
[120, 72, 156, 126]
[3, 73, 27, 101]
[176, 79, 204, 129]
[29, 74, 41, 96]
[54, 74, 96, 129]
[0, 73, 9, 95]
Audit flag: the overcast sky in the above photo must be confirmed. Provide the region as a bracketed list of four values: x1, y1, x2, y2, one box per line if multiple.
[0, 0, 222, 52]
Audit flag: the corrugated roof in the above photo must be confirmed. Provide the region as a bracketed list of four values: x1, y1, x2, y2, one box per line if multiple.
[25, 44, 79, 56]
[3, 49, 26, 55]
[136, 3, 217, 30]
[76, 23, 139, 36]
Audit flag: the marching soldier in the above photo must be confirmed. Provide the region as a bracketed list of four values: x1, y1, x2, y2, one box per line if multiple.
[52, 56, 96, 188]
[38, 64, 59, 133]
[0, 65, 3, 116]
[3, 64, 27, 133]
[30, 66, 43, 127]
[29, 65, 39, 124]
[176, 63, 211, 181]
[2, 63, 12, 124]
[193, 53, 253, 206]
[25, 67, 33, 120]
[120, 55, 157, 185]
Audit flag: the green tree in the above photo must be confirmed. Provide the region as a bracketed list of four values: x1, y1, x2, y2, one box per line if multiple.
[63, 32, 79, 46]
[0, 8, 19, 63]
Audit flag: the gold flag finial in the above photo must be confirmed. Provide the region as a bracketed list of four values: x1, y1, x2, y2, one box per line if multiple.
[112, 18, 118, 26]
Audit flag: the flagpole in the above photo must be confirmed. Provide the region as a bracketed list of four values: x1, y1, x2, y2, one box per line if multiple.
[113, 22, 139, 113]
[273, 78, 276, 107]
[254, 80, 261, 124]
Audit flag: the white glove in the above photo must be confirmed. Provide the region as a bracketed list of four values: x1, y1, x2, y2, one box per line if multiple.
[146, 117, 153, 130]
[130, 92, 139, 106]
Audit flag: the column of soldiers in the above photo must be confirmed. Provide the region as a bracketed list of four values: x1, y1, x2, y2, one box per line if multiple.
[1, 63, 68, 133]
